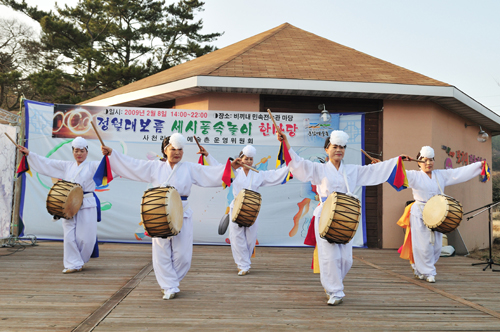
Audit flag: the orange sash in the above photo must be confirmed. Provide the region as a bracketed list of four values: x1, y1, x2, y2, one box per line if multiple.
[397, 203, 415, 264]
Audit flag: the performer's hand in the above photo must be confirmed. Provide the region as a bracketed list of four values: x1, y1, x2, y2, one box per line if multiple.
[18, 146, 29, 155]
[277, 131, 291, 150]
[231, 157, 242, 169]
[371, 158, 381, 164]
[400, 154, 412, 161]
[101, 146, 112, 156]
[277, 131, 287, 142]
[196, 146, 208, 157]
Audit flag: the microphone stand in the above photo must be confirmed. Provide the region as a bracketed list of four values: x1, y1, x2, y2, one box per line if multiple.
[464, 201, 500, 271]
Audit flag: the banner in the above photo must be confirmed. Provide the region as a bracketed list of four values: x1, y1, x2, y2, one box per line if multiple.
[0, 124, 18, 239]
[22, 101, 366, 246]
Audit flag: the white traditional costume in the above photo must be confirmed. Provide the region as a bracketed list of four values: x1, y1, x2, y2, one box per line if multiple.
[107, 134, 225, 298]
[288, 131, 400, 303]
[406, 146, 482, 281]
[27, 137, 100, 272]
[215, 145, 290, 274]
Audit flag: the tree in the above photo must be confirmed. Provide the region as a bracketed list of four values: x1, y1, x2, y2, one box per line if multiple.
[0, 0, 222, 103]
[154, 0, 221, 70]
[0, 17, 43, 110]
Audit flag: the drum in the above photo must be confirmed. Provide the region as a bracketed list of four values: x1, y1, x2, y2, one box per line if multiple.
[141, 186, 183, 238]
[318, 192, 361, 244]
[231, 189, 262, 227]
[422, 195, 463, 234]
[46, 180, 84, 219]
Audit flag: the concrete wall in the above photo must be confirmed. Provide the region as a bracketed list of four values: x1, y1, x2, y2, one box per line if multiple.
[383, 100, 491, 250]
[175, 92, 260, 112]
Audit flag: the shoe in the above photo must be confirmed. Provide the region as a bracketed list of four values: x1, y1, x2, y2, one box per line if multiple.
[162, 292, 176, 300]
[62, 267, 82, 274]
[327, 295, 343, 306]
[238, 270, 249, 276]
[413, 268, 424, 280]
[426, 276, 436, 283]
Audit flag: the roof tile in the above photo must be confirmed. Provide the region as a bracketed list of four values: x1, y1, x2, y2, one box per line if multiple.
[84, 23, 449, 104]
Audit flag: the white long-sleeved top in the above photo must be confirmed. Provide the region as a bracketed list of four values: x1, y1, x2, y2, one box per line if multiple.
[27, 152, 100, 209]
[203, 154, 290, 200]
[288, 148, 399, 198]
[407, 162, 483, 207]
[230, 167, 290, 203]
[108, 150, 225, 216]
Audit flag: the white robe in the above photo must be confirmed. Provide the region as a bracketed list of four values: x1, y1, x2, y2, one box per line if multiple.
[27, 152, 100, 270]
[406, 162, 482, 277]
[288, 148, 399, 298]
[228, 166, 290, 271]
[108, 150, 225, 294]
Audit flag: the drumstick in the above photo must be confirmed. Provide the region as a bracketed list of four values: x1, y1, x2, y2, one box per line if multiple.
[360, 149, 375, 162]
[90, 121, 105, 146]
[267, 109, 282, 135]
[241, 163, 259, 173]
[3, 132, 18, 147]
[193, 136, 203, 150]
[403, 157, 426, 163]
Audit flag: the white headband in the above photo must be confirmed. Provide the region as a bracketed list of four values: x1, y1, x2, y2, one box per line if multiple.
[72, 137, 88, 149]
[242, 145, 256, 158]
[419, 146, 434, 159]
[329, 130, 349, 146]
[168, 133, 186, 149]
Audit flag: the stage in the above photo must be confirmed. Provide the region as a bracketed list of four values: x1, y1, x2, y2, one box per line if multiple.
[1, 241, 499, 331]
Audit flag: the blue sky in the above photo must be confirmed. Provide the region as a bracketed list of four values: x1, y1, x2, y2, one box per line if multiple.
[2, 0, 500, 115]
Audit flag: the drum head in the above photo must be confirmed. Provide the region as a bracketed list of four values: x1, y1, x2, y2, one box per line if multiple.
[319, 194, 335, 237]
[64, 185, 84, 219]
[164, 188, 183, 233]
[218, 214, 230, 235]
[423, 195, 448, 228]
[231, 190, 246, 222]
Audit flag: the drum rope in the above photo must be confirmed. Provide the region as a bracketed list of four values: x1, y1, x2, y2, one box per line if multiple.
[141, 187, 181, 238]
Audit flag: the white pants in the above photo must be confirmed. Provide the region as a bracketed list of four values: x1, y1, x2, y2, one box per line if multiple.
[410, 212, 442, 277]
[61, 206, 97, 270]
[314, 208, 353, 298]
[152, 216, 193, 294]
[229, 208, 258, 271]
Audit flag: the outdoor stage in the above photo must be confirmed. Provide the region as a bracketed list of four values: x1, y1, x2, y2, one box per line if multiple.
[1, 241, 500, 331]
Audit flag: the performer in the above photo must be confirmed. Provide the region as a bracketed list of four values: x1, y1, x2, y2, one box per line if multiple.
[211, 145, 290, 276]
[403, 146, 484, 283]
[101, 133, 228, 300]
[278, 130, 404, 306]
[18, 137, 100, 274]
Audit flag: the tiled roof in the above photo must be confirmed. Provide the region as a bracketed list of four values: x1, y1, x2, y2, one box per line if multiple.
[83, 23, 449, 103]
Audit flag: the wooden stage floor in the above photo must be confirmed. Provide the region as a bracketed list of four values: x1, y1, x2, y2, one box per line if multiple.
[1, 241, 500, 331]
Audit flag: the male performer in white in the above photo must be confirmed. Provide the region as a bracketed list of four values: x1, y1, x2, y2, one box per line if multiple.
[278, 130, 403, 306]
[101, 133, 228, 299]
[405, 146, 484, 283]
[19, 137, 100, 273]
[211, 145, 290, 276]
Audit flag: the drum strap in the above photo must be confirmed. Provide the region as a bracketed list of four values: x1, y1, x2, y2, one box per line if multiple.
[70, 161, 87, 183]
[320, 163, 351, 208]
[435, 174, 444, 195]
[341, 163, 353, 196]
[161, 162, 182, 187]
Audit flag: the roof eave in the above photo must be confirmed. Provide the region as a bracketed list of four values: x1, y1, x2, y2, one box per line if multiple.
[81, 76, 500, 135]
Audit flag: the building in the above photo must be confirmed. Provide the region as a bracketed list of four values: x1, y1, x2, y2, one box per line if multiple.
[83, 23, 500, 250]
